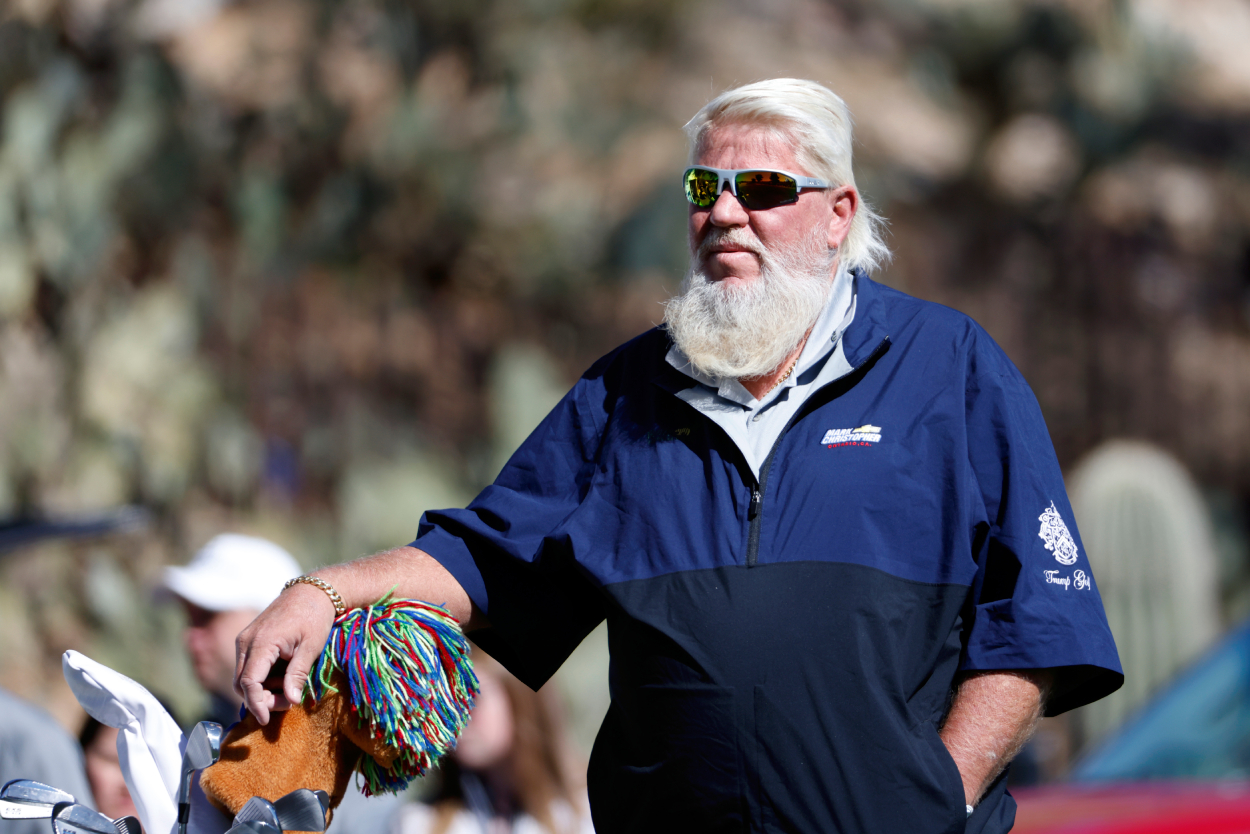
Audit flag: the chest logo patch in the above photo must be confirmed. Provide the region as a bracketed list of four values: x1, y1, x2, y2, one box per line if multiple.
[1038, 501, 1079, 565]
[820, 425, 882, 448]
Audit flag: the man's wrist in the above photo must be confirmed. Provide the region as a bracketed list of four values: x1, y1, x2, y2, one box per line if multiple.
[284, 574, 346, 616]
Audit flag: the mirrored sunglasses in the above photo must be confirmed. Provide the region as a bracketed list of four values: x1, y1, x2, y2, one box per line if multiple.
[683, 166, 830, 210]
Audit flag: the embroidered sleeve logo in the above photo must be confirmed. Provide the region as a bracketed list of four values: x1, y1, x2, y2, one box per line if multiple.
[1038, 501, 1079, 566]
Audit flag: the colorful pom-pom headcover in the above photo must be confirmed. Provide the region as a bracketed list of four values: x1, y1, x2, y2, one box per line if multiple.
[308, 596, 479, 794]
[201, 596, 478, 821]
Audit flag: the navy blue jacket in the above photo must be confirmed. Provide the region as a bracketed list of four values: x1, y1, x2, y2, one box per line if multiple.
[414, 273, 1123, 833]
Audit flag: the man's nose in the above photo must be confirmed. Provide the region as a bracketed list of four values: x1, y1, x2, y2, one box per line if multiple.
[709, 187, 749, 227]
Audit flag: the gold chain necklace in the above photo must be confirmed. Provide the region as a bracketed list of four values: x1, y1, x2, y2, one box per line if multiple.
[763, 357, 799, 397]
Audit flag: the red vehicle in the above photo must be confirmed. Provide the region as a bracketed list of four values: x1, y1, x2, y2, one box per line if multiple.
[1013, 782, 1250, 833]
[1012, 619, 1250, 833]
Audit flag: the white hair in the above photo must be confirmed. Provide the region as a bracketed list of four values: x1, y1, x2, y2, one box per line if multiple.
[683, 78, 891, 274]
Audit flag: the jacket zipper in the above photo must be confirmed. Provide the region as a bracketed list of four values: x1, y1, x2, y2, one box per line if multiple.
[745, 336, 891, 568]
[745, 442, 782, 568]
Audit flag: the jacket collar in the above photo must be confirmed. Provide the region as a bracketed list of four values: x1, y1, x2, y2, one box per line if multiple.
[652, 344, 696, 395]
[840, 268, 891, 369]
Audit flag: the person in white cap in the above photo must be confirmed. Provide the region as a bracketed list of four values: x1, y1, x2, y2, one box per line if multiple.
[162, 534, 302, 727]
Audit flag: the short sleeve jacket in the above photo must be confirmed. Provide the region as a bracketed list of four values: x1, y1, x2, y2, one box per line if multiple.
[414, 273, 1123, 834]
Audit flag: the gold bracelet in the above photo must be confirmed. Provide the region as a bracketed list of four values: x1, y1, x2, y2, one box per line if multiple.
[284, 575, 346, 616]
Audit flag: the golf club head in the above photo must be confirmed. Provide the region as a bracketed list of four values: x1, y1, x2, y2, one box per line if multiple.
[51, 803, 117, 834]
[234, 796, 281, 831]
[178, 720, 225, 808]
[112, 815, 141, 834]
[273, 789, 329, 832]
[225, 822, 281, 834]
[185, 721, 225, 770]
[0, 779, 75, 819]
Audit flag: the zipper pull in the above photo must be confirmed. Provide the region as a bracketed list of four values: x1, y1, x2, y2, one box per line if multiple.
[749, 487, 761, 520]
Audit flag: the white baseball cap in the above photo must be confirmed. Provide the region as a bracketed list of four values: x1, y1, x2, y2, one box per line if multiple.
[162, 533, 302, 612]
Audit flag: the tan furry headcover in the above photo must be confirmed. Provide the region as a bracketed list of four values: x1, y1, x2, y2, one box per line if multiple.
[199, 678, 398, 825]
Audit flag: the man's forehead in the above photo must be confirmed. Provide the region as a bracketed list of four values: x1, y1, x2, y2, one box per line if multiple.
[697, 123, 803, 169]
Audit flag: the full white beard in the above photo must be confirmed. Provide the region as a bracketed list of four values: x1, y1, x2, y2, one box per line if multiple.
[663, 226, 836, 381]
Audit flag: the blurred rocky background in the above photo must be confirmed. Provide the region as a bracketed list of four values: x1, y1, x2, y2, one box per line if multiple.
[0, 0, 1248, 772]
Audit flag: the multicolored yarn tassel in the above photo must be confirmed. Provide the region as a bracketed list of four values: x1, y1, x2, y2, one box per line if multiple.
[305, 595, 478, 795]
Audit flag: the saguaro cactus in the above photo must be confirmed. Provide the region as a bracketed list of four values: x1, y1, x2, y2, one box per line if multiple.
[1068, 441, 1221, 746]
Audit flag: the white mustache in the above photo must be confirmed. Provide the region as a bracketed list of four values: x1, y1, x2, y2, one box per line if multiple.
[696, 228, 764, 262]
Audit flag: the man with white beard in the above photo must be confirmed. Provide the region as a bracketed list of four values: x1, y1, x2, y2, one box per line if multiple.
[236, 79, 1121, 834]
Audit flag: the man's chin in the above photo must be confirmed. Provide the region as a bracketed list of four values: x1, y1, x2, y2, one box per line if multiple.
[706, 273, 761, 292]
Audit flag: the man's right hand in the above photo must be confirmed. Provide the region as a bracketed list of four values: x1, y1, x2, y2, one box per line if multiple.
[233, 545, 479, 724]
[234, 580, 337, 725]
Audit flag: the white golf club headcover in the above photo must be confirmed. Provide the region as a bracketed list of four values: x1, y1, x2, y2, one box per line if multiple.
[61, 650, 231, 834]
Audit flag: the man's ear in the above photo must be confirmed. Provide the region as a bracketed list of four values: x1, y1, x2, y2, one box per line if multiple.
[827, 186, 858, 251]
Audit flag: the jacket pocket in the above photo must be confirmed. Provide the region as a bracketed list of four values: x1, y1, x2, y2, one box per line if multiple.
[590, 683, 744, 833]
[926, 720, 971, 831]
[753, 684, 969, 833]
